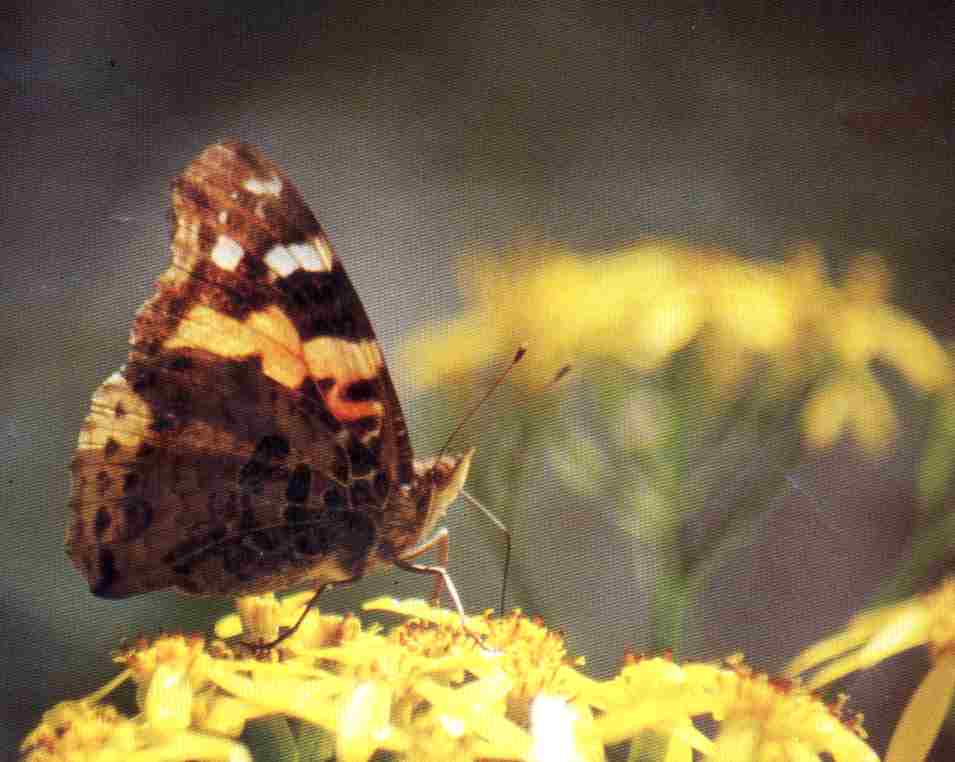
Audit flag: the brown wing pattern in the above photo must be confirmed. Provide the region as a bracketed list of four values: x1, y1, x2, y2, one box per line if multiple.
[67, 141, 415, 598]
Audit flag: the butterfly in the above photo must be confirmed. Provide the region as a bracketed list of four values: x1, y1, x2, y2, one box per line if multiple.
[67, 141, 474, 634]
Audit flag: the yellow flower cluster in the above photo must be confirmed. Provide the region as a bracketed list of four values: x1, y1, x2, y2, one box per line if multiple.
[400, 244, 951, 454]
[788, 577, 955, 762]
[22, 595, 879, 762]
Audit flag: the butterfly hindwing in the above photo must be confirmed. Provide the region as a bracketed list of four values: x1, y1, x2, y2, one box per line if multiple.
[68, 141, 416, 598]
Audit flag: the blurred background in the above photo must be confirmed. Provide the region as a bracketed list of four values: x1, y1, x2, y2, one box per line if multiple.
[4, 0, 955, 758]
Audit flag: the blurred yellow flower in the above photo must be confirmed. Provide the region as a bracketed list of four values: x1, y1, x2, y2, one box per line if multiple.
[400, 243, 707, 390]
[699, 254, 801, 355]
[802, 368, 898, 455]
[822, 254, 951, 393]
[693, 245, 831, 394]
[400, 244, 950, 459]
[787, 578, 955, 762]
[587, 247, 706, 372]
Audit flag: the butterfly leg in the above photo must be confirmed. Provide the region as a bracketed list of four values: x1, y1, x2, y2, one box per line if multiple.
[395, 530, 487, 648]
[396, 527, 450, 605]
[249, 576, 360, 650]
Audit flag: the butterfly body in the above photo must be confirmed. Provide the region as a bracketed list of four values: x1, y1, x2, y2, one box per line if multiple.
[67, 141, 471, 601]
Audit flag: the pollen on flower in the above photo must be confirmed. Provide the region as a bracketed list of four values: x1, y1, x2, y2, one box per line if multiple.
[117, 632, 208, 691]
[713, 658, 878, 762]
[20, 701, 130, 762]
[22, 597, 884, 762]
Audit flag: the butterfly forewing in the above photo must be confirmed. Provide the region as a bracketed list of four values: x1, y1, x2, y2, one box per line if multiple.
[68, 141, 418, 598]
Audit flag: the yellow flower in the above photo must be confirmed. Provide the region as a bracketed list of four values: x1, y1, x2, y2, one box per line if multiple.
[596, 653, 718, 758]
[215, 590, 365, 654]
[691, 245, 834, 396]
[821, 254, 951, 392]
[798, 253, 951, 454]
[875, 307, 953, 393]
[595, 653, 878, 762]
[699, 254, 802, 356]
[207, 595, 537, 761]
[586, 246, 705, 372]
[802, 368, 898, 455]
[21, 638, 256, 762]
[529, 693, 603, 762]
[24, 596, 882, 762]
[20, 700, 134, 762]
[787, 578, 955, 762]
[399, 243, 706, 390]
[710, 660, 877, 762]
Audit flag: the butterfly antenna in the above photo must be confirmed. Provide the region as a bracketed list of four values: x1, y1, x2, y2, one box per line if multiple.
[545, 363, 572, 390]
[436, 345, 527, 462]
[460, 488, 511, 615]
[434, 348, 568, 617]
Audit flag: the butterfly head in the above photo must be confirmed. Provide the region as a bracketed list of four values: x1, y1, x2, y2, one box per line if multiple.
[414, 447, 475, 536]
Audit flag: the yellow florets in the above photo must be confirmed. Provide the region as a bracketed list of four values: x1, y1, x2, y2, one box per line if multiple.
[22, 595, 882, 762]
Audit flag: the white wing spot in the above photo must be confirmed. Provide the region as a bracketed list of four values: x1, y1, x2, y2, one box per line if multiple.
[265, 244, 299, 277]
[243, 174, 283, 196]
[288, 241, 323, 272]
[218, 210, 229, 224]
[291, 238, 333, 272]
[210, 235, 244, 271]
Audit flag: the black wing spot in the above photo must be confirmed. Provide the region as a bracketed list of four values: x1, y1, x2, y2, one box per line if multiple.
[238, 459, 267, 493]
[331, 446, 350, 484]
[130, 368, 157, 393]
[285, 464, 312, 502]
[344, 379, 377, 402]
[221, 543, 258, 582]
[350, 479, 375, 509]
[244, 256, 267, 280]
[103, 437, 120, 459]
[347, 436, 379, 478]
[349, 416, 380, 439]
[239, 504, 257, 530]
[94, 506, 112, 538]
[150, 411, 177, 433]
[121, 495, 153, 540]
[91, 548, 119, 597]
[373, 470, 389, 500]
[239, 435, 290, 493]
[285, 502, 312, 525]
[323, 486, 346, 510]
[254, 434, 290, 461]
[294, 521, 332, 556]
[334, 511, 377, 572]
[167, 355, 194, 372]
[176, 179, 212, 211]
[232, 143, 270, 175]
